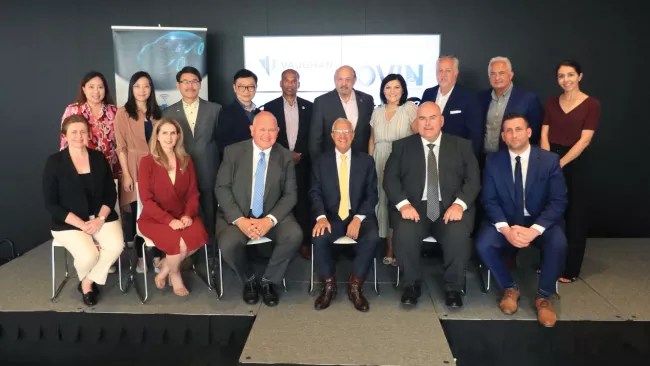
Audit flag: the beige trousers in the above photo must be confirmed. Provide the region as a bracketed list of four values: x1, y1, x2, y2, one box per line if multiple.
[51, 220, 124, 285]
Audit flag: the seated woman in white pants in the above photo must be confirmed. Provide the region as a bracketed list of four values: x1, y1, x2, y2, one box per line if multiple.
[43, 114, 124, 306]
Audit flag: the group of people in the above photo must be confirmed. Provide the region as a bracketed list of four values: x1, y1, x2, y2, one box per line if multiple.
[43, 55, 600, 328]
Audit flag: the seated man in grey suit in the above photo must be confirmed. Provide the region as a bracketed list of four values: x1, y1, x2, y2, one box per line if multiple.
[163, 66, 222, 244]
[310, 118, 380, 312]
[384, 102, 480, 308]
[309, 65, 374, 164]
[215, 111, 303, 306]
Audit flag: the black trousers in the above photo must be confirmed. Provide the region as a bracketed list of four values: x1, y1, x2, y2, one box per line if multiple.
[294, 159, 312, 247]
[551, 143, 589, 278]
[392, 201, 474, 292]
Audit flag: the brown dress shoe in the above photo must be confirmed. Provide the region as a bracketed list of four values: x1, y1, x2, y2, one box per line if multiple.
[348, 273, 369, 312]
[499, 288, 520, 314]
[314, 277, 337, 310]
[535, 298, 557, 327]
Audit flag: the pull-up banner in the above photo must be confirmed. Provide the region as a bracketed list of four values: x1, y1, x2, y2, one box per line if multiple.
[112, 26, 208, 108]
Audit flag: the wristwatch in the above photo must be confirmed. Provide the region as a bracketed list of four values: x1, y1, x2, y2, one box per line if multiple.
[98, 215, 106, 221]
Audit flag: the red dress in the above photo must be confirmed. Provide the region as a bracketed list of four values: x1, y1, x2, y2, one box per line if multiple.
[137, 155, 208, 255]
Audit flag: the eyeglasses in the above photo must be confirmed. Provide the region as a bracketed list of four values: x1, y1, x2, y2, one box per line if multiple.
[256, 128, 279, 133]
[332, 129, 353, 134]
[179, 79, 200, 85]
[237, 85, 257, 92]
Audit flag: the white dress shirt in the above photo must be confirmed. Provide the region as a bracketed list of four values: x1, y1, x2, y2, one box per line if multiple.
[182, 99, 199, 136]
[494, 145, 546, 234]
[316, 149, 365, 222]
[340, 91, 359, 130]
[435, 85, 455, 113]
[395, 134, 467, 212]
[233, 141, 277, 226]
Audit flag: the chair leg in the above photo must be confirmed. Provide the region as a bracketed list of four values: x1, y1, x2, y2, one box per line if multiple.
[373, 258, 379, 295]
[462, 269, 467, 296]
[191, 244, 213, 290]
[487, 269, 491, 291]
[555, 280, 560, 298]
[218, 249, 224, 299]
[141, 243, 149, 304]
[478, 263, 488, 294]
[309, 244, 314, 295]
[282, 278, 288, 292]
[51, 246, 70, 302]
[118, 247, 134, 294]
[396, 266, 400, 288]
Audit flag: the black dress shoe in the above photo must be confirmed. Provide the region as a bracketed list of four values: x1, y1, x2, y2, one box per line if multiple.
[445, 291, 463, 308]
[260, 282, 279, 307]
[401, 286, 419, 306]
[81, 291, 98, 306]
[78, 282, 100, 295]
[243, 279, 259, 305]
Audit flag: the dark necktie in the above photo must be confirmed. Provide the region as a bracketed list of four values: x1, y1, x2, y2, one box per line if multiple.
[514, 156, 525, 225]
[426, 143, 440, 222]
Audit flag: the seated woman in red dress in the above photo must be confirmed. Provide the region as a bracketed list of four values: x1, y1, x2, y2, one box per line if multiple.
[137, 118, 209, 296]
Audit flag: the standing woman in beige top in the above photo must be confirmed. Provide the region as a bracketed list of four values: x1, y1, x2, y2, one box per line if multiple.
[115, 71, 162, 272]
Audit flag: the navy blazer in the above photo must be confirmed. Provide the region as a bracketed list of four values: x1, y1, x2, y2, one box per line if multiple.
[262, 96, 313, 156]
[309, 150, 378, 224]
[216, 98, 259, 153]
[478, 86, 543, 150]
[421, 84, 483, 154]
[482, 146, 567, 229]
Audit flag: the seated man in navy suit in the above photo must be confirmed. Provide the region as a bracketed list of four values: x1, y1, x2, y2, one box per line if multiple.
[476, 112, 567, 328]
[479, 57, 543, 155]
[421, 56, 483, 154]
[310, 118, 380, 312]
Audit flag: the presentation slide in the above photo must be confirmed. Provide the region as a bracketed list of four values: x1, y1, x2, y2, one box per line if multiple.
[244, 35, 441, 107]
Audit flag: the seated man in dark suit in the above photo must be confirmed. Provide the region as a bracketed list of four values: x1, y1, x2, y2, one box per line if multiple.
[476, 112, 567, 327]
[216, 69, 260, 152]
[310, 118, 380, 312]
[384, 102, 480, 308]
[215, 111, 303, 307]
[479, 57, 543, 155]
[263, 69, 314, 259]
[421, 56, 483, 154]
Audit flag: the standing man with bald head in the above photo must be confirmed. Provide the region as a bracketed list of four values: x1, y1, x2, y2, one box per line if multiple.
[263, 69, 314, 259]
[309, 65, 375, 164]
[384, 102, 480, 308]
[216, 111, 303, 306]
[421, 56, 483, 154]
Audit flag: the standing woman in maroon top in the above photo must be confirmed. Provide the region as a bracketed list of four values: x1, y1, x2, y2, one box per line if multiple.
[541, 60, 601, 283]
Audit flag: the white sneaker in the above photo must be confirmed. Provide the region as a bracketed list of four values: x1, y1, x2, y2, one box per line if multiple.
[108, 264, 117, 274]
[152, 257, 162, 274]
[136, 258, 147, 274]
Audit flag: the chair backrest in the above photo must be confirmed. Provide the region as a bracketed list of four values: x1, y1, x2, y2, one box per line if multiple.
[423, 236, 437, 243]
[113, 179, 120, 216]
[247, 237, 272, 245]
[135, 183, 144, 220]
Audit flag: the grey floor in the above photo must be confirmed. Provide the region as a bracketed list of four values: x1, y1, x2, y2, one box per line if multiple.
[0, 238, 648, 365]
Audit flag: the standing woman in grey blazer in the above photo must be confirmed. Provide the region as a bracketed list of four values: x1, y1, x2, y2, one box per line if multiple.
[163, 66, 222, 244]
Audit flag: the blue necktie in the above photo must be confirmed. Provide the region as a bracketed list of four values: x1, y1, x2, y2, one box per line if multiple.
[252, 151, 266, 218]
[514, 156, 525, 225]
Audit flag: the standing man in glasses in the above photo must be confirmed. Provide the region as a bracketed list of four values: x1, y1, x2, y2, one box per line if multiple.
[163, 66, 222, 247]
[216, 69, 260, 153]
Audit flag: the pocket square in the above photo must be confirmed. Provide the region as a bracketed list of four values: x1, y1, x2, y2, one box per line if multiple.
[450, 110, 462, 114]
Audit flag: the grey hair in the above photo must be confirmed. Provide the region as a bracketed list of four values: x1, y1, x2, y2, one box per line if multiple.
[437, 55, 459, 73]
[332, 118, 353, 131]
[488, 56, 513, 74]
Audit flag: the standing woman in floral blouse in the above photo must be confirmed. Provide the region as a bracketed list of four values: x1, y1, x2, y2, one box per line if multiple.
[61, 71, 119, 177]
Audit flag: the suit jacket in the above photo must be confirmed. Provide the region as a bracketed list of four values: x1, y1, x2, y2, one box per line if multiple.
[421, 84, 483, 154]
[383, 133, 481, 214]
[309, 150, 378, 223]
[309, 89, 374, 163]
[162, 98, 222, 193]
[263, 96, 313, 156]
[216, 98, 260, 153]
[478, 85, 543, 149]
[482, 146, 567, 229]
[215, 140, 297, 225]
[43, 148, 118, 231]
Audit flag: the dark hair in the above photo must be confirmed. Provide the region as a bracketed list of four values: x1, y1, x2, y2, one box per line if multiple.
[233, 69, 258, 85]
[125, 71, 162, 121]
[61, 114, 90, 135]
[556, 60, 582, 75]
[379, 74, 408, 105]
[175, 66, 202, 82]
[76, 71, 114, 105]
[502, 112, 529, 130]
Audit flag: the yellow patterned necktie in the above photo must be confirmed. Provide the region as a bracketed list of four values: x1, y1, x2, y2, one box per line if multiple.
[338, 155, 350, 220]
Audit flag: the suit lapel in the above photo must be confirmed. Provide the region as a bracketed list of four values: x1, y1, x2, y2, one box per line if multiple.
[349, 152, 361, 211]
[412, 136, 426, 198]
[525, 147, 539, 199]
[242, 143, 254, 210]
[173, 103, 193, 144]
[443, 87, 459, 114]
[503, 86, 521, 117]
[438, 135, 453, 197]
[275, 99, 288, 145]
[500, 151, 515, 203]
[264, 144, 280, 201]
[330, 90, 347, 120]
[297, 98, 309, 142]
[193, 99, 208, 139]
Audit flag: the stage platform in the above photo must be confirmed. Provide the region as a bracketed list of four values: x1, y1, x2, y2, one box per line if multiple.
[0, 238, 649, 366]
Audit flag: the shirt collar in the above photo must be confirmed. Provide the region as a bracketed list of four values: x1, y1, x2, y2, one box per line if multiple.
[283, 96, 297, 107]
[491, 83, 514, 100]
[340, 90, 356, 104]
[437, 85, 455, 98]
[508, 144, 531, 161]
[252, 140, 272, 156]
[421, 133, 442, 149]
[335, 148, 352, 161]
[182, 98, 199, 108]
[238, 98, 256, 112]
[81, 102, 107, 119]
